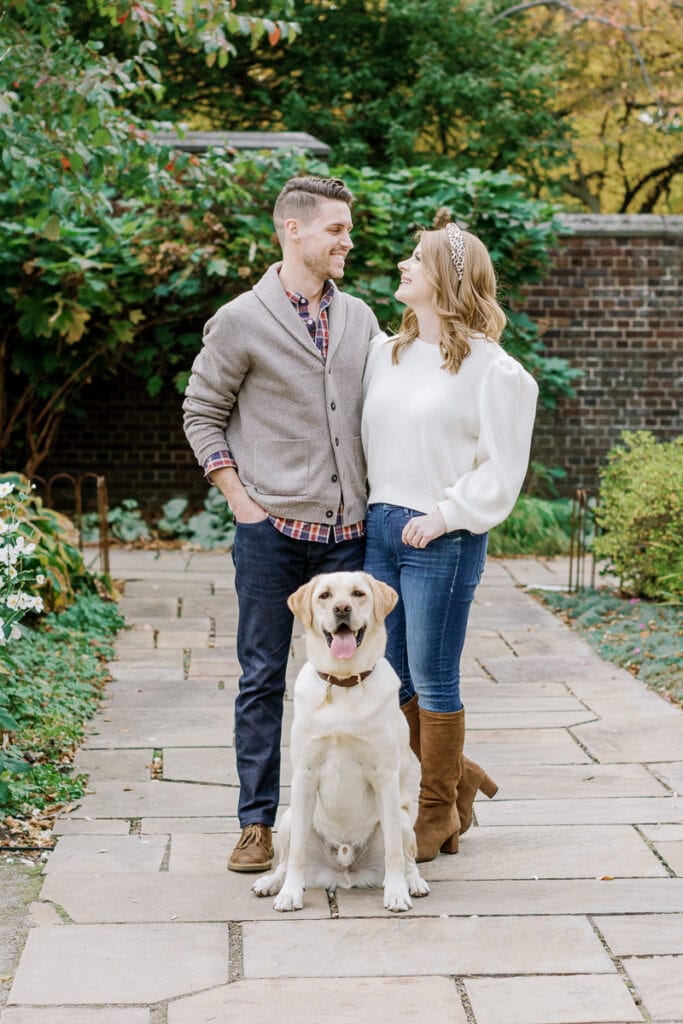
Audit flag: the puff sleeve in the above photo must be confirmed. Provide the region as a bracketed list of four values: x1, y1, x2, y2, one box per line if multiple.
[436, 355, 539, 534]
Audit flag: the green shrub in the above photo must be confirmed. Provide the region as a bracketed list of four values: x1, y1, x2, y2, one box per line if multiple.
[593, 431, 683, 602]
[488, 495, 574, 557]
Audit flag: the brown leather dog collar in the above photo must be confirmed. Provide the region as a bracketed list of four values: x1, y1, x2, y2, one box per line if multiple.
[317, 670, 373, 689]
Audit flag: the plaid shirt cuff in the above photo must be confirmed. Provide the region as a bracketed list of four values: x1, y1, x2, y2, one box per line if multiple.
[203, 449, 237, 480]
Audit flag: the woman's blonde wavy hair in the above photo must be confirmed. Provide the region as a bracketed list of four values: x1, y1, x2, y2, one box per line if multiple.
[391, 226, 506, 373]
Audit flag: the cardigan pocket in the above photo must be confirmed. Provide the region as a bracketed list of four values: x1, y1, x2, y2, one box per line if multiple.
[252, 439, 310, 497]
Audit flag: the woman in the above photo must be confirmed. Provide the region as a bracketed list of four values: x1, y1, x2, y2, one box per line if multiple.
[362, 221, 538, 863]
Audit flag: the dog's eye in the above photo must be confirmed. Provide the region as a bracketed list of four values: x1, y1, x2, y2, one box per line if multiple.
[318, 591, 331, 600]
[351, 590, 366, 598]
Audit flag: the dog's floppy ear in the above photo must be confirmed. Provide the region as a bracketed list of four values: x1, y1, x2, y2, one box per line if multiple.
[287, 579, 316, 629]
[366, 575, 398, 624]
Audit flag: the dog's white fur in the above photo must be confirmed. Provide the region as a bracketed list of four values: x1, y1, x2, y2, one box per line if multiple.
[252, 571, 429, 913]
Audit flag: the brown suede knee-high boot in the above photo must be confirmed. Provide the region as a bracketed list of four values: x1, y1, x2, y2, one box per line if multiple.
[400, 694, 421, 760]
[414, 708, 465, 862]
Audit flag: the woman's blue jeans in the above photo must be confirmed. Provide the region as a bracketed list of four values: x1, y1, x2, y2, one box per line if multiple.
[364, 504, 488, 713]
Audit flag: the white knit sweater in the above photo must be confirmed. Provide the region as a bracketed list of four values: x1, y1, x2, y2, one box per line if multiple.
[361, 333, 539, 534]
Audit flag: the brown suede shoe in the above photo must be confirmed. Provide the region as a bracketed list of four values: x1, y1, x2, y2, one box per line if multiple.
[228, 824, 274, 873]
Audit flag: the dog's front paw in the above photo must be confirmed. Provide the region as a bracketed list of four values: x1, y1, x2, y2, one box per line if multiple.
[409, 874, 430, 897]
[273, 887, 304, 912]
[252, 872, 282, 897]
[383, 884, 412, 913]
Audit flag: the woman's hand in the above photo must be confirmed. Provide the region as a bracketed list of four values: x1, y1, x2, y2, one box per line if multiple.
[401, 509, 447, 548]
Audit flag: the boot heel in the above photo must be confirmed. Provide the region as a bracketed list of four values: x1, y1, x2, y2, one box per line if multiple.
[440, 833, 459, 854]
[480, 773, 498, 799]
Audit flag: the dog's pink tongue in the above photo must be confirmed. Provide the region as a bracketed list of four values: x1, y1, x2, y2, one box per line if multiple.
[331, 631, 356, 660]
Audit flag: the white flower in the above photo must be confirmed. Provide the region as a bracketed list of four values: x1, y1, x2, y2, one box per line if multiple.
[36, 574, 45, 585]
[0, 519, 9, 534]
[0, 482, 14, 499]
[5, 593, 19, 609]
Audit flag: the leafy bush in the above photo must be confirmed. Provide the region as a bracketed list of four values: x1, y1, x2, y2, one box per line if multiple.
[0, 473, 93, 620]
[157, 487, 235, 549]
[593, 431, 683, 602]
[0, 593, 124, 816]
[488, 495, 574, 557]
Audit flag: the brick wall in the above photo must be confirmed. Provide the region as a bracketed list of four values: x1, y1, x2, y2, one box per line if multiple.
[522, 214, 682, 495]
[36, 214, 683, 510]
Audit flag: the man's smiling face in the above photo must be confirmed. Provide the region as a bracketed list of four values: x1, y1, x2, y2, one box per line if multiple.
[295, 198, 354, 282]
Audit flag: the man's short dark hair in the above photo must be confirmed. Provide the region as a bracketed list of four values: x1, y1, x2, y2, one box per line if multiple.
[273, 175, 355, 241]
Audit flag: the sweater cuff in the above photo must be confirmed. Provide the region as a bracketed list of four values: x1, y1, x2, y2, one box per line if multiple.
[203, 449, 237, 481]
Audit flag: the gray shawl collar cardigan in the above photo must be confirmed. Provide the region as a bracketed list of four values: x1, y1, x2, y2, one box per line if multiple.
[183, 263, 380, 524]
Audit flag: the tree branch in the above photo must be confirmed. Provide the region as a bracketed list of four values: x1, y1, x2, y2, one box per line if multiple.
[493, 0, 656, 98]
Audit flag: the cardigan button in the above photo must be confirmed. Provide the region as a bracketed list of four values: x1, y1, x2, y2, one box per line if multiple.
[331, 474, 338, 482]
[334, 437, 339, 446]
[326, 510, 334, 518]
[330, 401, 336, 410]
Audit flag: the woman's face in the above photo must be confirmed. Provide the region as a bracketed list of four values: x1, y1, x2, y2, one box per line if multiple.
[395, 245, 434, 308]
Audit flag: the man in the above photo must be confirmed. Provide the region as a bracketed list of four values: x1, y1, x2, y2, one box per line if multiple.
[183, 176, 379, 872]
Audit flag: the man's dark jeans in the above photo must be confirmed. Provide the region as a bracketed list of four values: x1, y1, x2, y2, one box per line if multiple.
[231, 518, 364, 827]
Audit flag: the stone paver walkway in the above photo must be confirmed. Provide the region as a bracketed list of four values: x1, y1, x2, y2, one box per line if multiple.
[3, 550, 683, 1024]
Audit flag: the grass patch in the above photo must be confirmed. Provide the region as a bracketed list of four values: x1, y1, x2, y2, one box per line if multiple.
[0, 593, 125, 841]
[538, 589, 683, 707]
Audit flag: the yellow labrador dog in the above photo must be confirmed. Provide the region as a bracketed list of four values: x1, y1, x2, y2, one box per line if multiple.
[252, 570, 429, 913]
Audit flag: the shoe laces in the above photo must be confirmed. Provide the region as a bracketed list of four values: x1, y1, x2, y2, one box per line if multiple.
[236, 824, 268, 849]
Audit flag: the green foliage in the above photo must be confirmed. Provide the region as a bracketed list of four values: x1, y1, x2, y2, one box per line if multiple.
[593, 432, 683, 602]
[0, 592, 124, 814]
[540, 589, 683, 707]
[145, 0, 568, 188]
[2, 1, 577, 473]
[488, 495, 574, 557]
[157, 487, 235, 549]
[0, 473, 93, 617]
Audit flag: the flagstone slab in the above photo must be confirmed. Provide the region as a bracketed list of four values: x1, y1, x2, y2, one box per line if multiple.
[167, 833, 237, 871]
[1, 1011, 149, 1024]
[86, 707, 234, 748]
[419, 825, 664, 880]
[476, 795, 683, 827]
[73, 749, 154, 783]
[572, 721, 683, 764]
[336, 879, 683, 917]
[650, 763, 683, 794]
[163, 748, 238, 785]
[459, 695, 586, 713]
[498, 631, 591, 658]
[462, 636, 512, 660]
[108, 666, 186, 685]
[115, 631, 155, 649]
[155, 630, 214, 648]
[168, 977, 467, 1024]
[39, 872, 330, 922]
[44, 835, 167, 873]
[460, 680, 575, 698]
[141, 816, 239, 834]
[71, 781, 238, 818]
[485, 764, 668, 800]
[481, 654, 625, 685]
[656, 842, 683, 875]
[52, 818, 131, 836]
[111, 649, 184, 667]
[581, 692, 682, 721]
[8, 924, 228, 1004]
[463, 729, 591, 764]
[595, 914, 683, 955]
[187, 660, 240, 680]
[622, 956, 683, 1019]
[642, 824, 683, 841]
[466, 709, 598, 730]
[242, 915, 614, 977]
[119, 597, 180, 617]
[465, 974, 640, 1024]
[100, 685, 230, 709]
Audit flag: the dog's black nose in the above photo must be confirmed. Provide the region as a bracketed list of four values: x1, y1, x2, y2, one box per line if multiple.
[333, 602, 351, 617]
